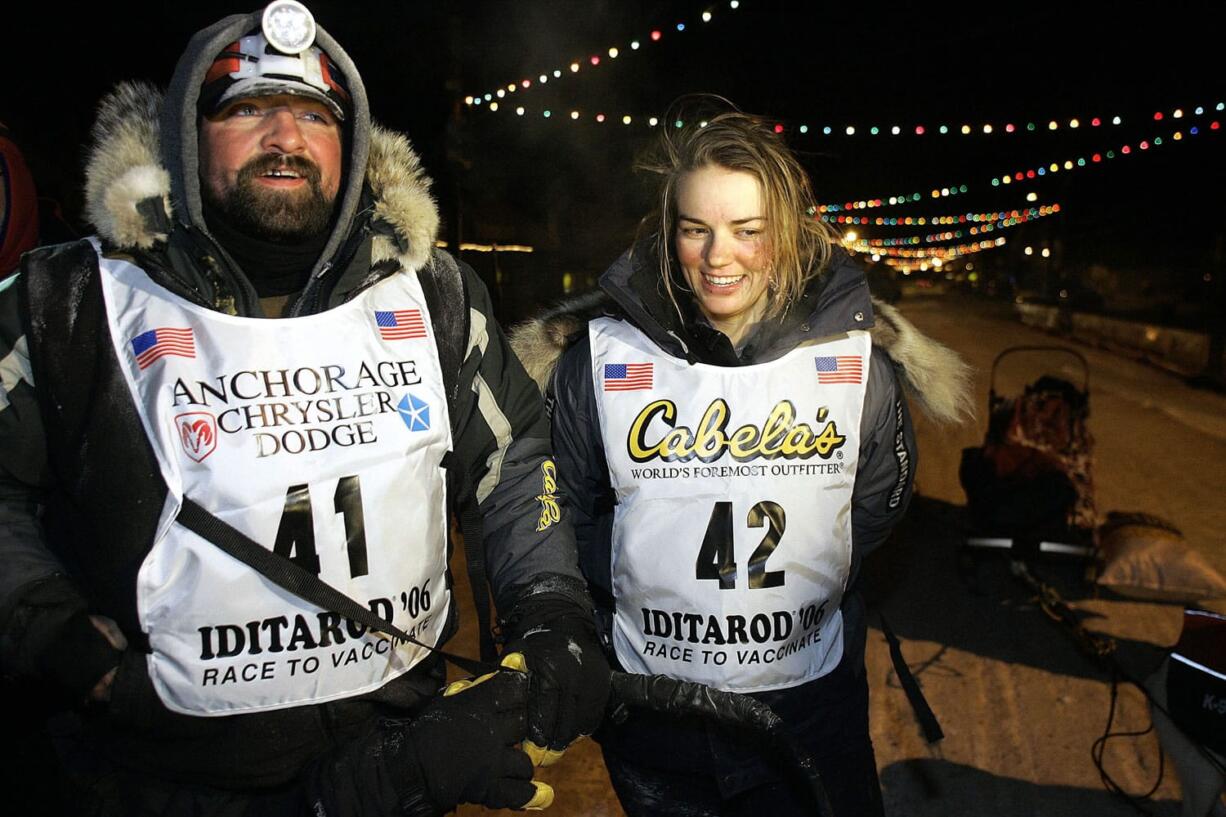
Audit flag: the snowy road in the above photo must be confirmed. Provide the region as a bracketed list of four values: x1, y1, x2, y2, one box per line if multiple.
[869, 293, 1225, 817]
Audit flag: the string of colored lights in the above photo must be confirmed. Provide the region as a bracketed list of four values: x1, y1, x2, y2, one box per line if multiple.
[848, 203, 1059, 247]
[792, 117, 1122, 137]
[468, 104, 1178, 138]
[861, 237, 1009, 262]
[877, 253, 984, 267]
[820, 185, 971, 212]
[463, 1, 743, 109]
[853, 241, 996, 259]
[744, 102, 1217, 139]
[846, 205, 1061, 248]
[819, 116, 1222, 213]
[823, 199, 1051, 227]
[470, 70, 1222, 144]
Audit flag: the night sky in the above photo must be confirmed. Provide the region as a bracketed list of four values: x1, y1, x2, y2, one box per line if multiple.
[5, 1, 1223, 318]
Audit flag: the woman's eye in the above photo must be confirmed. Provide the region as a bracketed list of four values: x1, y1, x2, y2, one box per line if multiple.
[681, 226, 708, 237]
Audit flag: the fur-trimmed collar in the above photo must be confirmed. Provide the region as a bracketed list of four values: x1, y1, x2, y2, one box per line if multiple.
[510, 291, 974, 425]
[83, 81, 439, 272]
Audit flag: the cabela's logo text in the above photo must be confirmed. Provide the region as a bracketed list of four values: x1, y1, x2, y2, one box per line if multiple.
[627, 398, 845, 463]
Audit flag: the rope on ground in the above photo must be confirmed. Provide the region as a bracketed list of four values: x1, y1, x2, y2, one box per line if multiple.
[1007, 560, 1226, 810]
[1090, 667, 1165, 816]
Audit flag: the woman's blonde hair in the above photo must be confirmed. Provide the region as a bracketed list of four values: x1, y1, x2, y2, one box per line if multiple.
[636, 104, 836, 322]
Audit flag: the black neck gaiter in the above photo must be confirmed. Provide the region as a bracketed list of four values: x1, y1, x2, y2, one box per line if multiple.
[203, 202, 329, 297]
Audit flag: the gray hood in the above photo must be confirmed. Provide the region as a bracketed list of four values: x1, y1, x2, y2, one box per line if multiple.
[159, 9, 371, 280]
[83, 78, 439, 277]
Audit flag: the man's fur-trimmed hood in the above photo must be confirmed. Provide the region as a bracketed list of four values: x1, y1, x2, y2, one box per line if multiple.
[83, 80, 439, 272]
[511, 290, 974, 426]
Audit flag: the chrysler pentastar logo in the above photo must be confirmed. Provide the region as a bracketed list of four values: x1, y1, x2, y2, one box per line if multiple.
[396, 394, 431, 432]
[176, 411, 218, 462]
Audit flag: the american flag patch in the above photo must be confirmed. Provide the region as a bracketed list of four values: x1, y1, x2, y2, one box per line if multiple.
[374, 309, 427, 340]
[130, 327, 195, 370]
[604, 363, 653, 391]
[815, 355, 863, 384]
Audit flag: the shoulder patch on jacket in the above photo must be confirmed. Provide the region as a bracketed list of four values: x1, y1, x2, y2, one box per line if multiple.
[535, 459, 561, 531]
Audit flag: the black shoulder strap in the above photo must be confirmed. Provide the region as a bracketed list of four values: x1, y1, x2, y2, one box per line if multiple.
[417, 252, 498, 662]
[880, 612, 944, 744]
[176, 497, 497, 677]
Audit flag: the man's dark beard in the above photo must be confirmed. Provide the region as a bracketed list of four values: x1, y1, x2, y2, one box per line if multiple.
[206, 154, 335, 242]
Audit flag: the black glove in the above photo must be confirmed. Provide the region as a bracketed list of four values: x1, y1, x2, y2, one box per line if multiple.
[4, 577, 123, 702]
[390, 666, 552, 814]
[502, 595, 612, 766]
[304, 663, 551, 816]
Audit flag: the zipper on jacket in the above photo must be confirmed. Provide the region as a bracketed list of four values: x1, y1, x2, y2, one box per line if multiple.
[666, 329, 701, 364]
[291, 213, 374, 317]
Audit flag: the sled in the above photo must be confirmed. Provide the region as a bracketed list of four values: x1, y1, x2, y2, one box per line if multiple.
[960, 345, 1097, 561]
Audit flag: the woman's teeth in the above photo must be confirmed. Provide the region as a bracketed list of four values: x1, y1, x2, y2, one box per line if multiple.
[704, 274, 742, 287]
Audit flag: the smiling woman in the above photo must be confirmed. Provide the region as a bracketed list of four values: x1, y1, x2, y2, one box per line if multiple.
[641, 110, 836, 351]
[508, 106, 971, 817]
[674, 166, 772, 344]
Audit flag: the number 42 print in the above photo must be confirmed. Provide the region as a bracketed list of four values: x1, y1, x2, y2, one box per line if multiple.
[695, 501, 786, 590]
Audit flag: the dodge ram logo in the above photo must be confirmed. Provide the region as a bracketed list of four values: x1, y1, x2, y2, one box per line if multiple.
[176, 412, 218, 463]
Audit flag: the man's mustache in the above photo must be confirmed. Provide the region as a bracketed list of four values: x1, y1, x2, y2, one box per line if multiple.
[237, 154, 323, 187]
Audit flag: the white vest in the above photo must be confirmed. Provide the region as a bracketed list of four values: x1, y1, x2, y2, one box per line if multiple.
[590, 318, 870, 692]
[97, 243, 452, 716]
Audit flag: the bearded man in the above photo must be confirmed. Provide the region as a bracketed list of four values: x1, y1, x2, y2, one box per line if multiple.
[0, 3, 608, 814]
